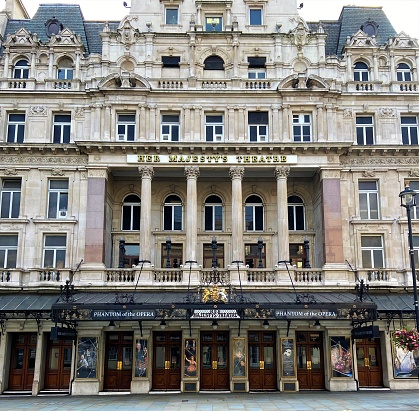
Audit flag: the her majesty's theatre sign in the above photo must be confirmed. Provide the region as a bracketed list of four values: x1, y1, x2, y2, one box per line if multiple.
[127, 154, 297, 165]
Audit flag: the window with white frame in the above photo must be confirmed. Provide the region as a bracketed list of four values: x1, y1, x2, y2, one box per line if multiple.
[249, 8, 262, 25]
[161, 114, 180, 142]
[245, 195, 264, 231]
[354, 62, 369, 81]
[359, 181, 380, 219]
[0, 179, 21, 218]
[43, 234, 66, 268]
[122, 194, 140, 230]
[0, 234, 18, 268]
[163, 195, 183, 231]
[7, 113, 25, 143]
[396, 63, 412, 82]
[57, 57, 74, 80]
[356, 116, 374, 145]
[204, 195, 223, 231]
[205, 115, 224, 142]
[293, 114, 312, 142]
[401, 116, 418, 145]
[13, 59, 29, 79]
[413, 236, 419, 269]
[248, 57, 266, 79]
[53, 114, 71, 143]
[205, 16, 223, 31]
[407, 181, 419, 219]
[47, 180, 69, 219]
[248, 112, 268, 142]
[288, 195, 305, 230]
[117, 113, 136, 141]
[165, 8, 179, 25]
[361, 235, 384, 268]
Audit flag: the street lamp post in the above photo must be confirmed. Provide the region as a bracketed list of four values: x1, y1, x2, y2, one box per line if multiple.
[399, 184, 419, 331]
[165, 237, 172, 268]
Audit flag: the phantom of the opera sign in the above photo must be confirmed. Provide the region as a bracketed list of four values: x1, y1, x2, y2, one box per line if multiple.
[91, 309, 155, 320]
[127, 154, 297, 165]
[275, 308, 338, 319]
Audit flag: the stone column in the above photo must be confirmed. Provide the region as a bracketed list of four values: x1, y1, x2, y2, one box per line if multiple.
[275, 166, 290, 264]
[317, 105, 325, 141]
[139, 104, 146, 141]
[229, 166, 245, 263]
[103, 104, 111, 140]
[3, 50, 9, 78]
[84, 168, 108, 266]
[282, 104, 290, 142]
[139, 166, 154, 263]
[227, 106, 235, 141]
[272, 105, 280, 142]
[185, 166, 200, 266]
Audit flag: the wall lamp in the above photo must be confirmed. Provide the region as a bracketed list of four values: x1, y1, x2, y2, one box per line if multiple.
[263, 320, 269, 329]
[212, 320, 218, 330]
[160, 320, 167, 329]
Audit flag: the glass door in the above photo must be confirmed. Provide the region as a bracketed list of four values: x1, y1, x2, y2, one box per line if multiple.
[356, 338, 383, 387]
[44, 336, 72, 390]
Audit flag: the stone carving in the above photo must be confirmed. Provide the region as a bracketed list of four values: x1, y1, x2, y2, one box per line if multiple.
[229, 166, 244, 180]
[184, 166, 200, 179]
[139, 165, 154, 179]
[88, 169, 108, 179]
[46, 28, 84, 48]
[346, 30, 377, 47]
[30, 106, 47, 116]
[274, 166, 290, 179]
[0, 156, 88, 165]
[362, 170, 376, 177]
[3, 168, 17, 175]
[409, 169, 419, 178]
[3, 28, 40, 47]
[343, 108, 353, 118]
[289, 18, 310, 49]
[341, 157, 419, 166]
[378, 108, 396, 118]
[75, 107, 85, 117]
[51, 168, 65, 176]
[117, 18, 140, 47]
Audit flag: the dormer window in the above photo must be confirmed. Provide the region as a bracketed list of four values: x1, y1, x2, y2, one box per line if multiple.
[45, 17, 64, 37]
[361, 20, 378, 37]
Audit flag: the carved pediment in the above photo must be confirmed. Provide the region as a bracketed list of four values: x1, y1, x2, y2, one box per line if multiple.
[346, 30, 378, 48]
[98, 72, 151, 90]
[288, 18, 311, 48]
[389, 32, 419, 48]
[4, 28, 41, 48]
[117, 17, 141, 46]
[46, 28, 84, 49]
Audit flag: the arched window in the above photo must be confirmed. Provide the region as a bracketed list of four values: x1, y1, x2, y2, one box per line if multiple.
[57, 57, 74, 80]
[163, 195, 183, 231]
[204, 56, 224, 70]
[204, 195, 223, 231]
[397, 63, 412, 82]
[288, 195, 305, 230]
[354, 62, 369, 82]
[13, 59, 29, 79]
[245, 195, 264, 231]
[121, 194, 140, 230]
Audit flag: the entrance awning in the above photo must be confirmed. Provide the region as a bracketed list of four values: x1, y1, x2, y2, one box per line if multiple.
[369, 293, 417, 319]
[0, 293, 60, 319]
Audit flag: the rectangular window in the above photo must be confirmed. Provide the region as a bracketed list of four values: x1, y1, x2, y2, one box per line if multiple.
[43, 235, 66, 268]
[165, 8, 178, 25]
[162, 56, 180, 68]
[117, 113, 136, 142]
[204, 204, 223, 231]
[356, 116, 374, 145]
[161, 114, 180, 142]
[248, 57, 266, 79]
[414, 236, 419, 269]
[205, 17, 222, 32]
[47, 180, 69, 219]
[359, 181, 380, 219]
[205, 115, 224, 142]
[0, 179, 21, 218]
[248, 112, 268, 142]
[53, 114, 71, 143]
[57, 68, 73, 80]
[361, 235, 384, 268]
[401, 116, 418, 145]
[293, 114, 312, 142]
[0, 234, 18, 268]
[407, 181, 419, 219]
[7, 113, 25, 143]
[203, 243, 224, 268]
[249, 9, 262, 25]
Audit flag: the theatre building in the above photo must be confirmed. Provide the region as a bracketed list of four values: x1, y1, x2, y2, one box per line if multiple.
[1, 0, 419, 395]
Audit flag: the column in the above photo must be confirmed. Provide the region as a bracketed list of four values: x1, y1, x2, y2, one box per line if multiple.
[103, 105, 111, 140]
[84, 168, 108, 266]
[48, 50, 54, 78]
[3, 50, 9, 78]
[139, 104, 146, 140]
[282, 104, 290, 142]
[227, 106, 235, 141]
[275, 166, 290, 263]
[317, 105, 325, 141]
[272, 105, 280, 142]
[229, 166, 245, 263]
[185, 166, 200, 266]
[139, 166, 154, 263]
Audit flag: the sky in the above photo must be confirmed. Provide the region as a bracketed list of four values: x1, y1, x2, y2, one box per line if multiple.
[20, 0, 419, 39]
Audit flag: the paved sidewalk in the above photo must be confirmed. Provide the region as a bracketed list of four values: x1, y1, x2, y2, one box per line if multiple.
[1, 390, 419, 411]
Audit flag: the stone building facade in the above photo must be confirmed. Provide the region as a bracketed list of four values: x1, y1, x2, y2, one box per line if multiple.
[0, 0, 418, 395]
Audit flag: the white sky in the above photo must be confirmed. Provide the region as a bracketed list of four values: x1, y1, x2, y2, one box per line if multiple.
[20, 0, 419, 39]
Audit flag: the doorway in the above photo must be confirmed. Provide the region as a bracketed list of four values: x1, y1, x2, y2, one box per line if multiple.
[296, 331, 325, 390]
[356, 338, 383, 387]
[44, 335, 72, 390]
[104, 332, 133, 391]
[201, 331, 229, 390]
[152, 331, 182, 391]
[248, 331, 277, 390]
[8, 333, 37, 391]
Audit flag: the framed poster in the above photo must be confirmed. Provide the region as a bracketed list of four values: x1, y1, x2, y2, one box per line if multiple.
[330, 336, 352, 377]
[184, 339, 197, 377]
[233, 337, 246, 377]
[280, 337, 295, 377]
[391, 332, 419, 378]
[77, 337, 98, 379]
[135, 339, 148, 377]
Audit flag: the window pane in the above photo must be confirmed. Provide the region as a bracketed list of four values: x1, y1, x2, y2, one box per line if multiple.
[250, 9, 262, 25]
[166, 8, 178, 24]
[214, 206, 223, 230]
[255, 206, 263, 230]
[45, 235, 66, 247]
[48, 192, 58, 218]
[245, 206, 254, 231]
[205, 207, 213, 230]
[173, 206, 182, 230]
[361, 236, 381, 247]
[373, 249, 384, 267]
[295, 206, 304, 230]
[163, 206, 172, 230]
[122, 206, 131, 230]
[132, 205, 140, 230]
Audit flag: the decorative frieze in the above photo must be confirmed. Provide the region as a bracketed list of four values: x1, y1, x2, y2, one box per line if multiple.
[30, 106, 47, 116]
[341, 157, 419, 166]
[0, 156, 87, 165]
[378, 108, 396, 118]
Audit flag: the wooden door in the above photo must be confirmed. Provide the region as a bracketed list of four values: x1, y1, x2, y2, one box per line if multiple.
[356, 338, 383, 387]
[104, 332, 133, 391]
[152, 332, 181, 391]
[201, 331, 229, 390]
[44, 336, 72, 390]
[296, 331, 325, 390]
[8, 333, 37, 391]
[248, 331, 277, 390]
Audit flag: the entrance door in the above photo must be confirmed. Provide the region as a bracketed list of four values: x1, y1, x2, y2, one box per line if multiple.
[104, 332, 133, 391]
[356, 338, 383, 387]
[296, 331, 325, 390]
[44, 336, 72, 390]
[248, 331, 276, 390]
[201, 331, 229, 390]
[8, 333, 37, 391]
[152, 332, 181, 391]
